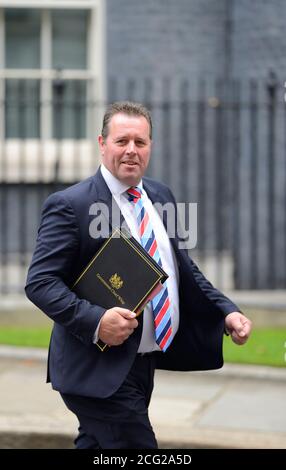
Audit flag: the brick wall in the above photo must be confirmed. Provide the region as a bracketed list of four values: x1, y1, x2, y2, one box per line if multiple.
[232, 0, 286, 80]
[107, 0, 286, 81]
[106, 0, 227, 79]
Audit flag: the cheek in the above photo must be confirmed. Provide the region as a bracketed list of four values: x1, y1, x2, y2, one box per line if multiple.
[105, 149, 120, 165]
[142, 152, 150, 167]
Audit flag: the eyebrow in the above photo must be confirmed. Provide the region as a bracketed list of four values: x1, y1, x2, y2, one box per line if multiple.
[114, 135, 148, 141]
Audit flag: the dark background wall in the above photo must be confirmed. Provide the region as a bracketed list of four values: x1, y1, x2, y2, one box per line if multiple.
[2, 0, 286, 291]
[232, 0, 286, 80]
[107, 0, 286, 80]
[106, 0, 227, 78]
[105, 0, 286, 289]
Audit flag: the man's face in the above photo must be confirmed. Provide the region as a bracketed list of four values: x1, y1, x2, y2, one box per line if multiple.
[98, 113, 152, 186]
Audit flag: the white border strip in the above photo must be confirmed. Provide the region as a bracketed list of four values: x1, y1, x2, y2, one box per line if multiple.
[0, 1, 97, 9]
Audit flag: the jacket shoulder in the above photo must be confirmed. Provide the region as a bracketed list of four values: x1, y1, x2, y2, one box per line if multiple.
[43, 175, 96, 209]
[143, 176, 175, 198]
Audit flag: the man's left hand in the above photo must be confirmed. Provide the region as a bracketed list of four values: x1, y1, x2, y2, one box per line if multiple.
[225, 312, 252, 345]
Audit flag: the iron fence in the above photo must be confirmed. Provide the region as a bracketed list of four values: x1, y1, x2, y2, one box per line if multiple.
[0, 76, 286, 293]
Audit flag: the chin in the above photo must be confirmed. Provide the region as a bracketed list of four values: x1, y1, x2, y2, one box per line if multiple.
[124, 176, 141, 186]
[120, 171, 141, 186]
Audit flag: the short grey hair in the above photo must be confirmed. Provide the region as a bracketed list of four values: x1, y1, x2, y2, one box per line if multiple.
[101, 101, 152, 140]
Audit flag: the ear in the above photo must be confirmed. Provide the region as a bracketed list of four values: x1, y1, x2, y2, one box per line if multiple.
[98, 135, 105, 155]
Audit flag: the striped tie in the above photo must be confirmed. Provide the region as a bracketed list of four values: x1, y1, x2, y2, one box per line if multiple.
[127, 186, 172, 352]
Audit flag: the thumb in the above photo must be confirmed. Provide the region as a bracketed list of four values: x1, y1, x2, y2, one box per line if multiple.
[232, 318, 246, 337]
[116, 308, 137, 320]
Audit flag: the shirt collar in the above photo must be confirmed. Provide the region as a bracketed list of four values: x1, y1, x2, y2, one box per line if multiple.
[100, 164, 143, 196]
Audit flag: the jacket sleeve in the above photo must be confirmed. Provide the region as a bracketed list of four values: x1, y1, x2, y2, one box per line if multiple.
[165, 185, 241, 317]
[187, 256, 241, 316]
[25, 192, 105, 346]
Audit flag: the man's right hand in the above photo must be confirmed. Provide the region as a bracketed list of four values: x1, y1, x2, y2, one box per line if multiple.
[98, 307, 139, 346]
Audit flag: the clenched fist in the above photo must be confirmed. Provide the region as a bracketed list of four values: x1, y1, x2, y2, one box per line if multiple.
[98, 307, 139, 346]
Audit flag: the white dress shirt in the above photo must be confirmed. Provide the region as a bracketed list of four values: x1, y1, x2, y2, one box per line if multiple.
[95, 164, 180, 352]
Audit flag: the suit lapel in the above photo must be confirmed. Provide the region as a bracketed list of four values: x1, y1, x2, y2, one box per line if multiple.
[92, 170, 181, 254]
[92, 169, 125, 235]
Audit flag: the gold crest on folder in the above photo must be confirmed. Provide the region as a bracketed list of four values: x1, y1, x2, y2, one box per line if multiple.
[109, 273, 123, 290]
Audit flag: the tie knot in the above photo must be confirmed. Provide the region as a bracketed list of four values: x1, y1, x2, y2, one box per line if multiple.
[127, 187, 142, 203]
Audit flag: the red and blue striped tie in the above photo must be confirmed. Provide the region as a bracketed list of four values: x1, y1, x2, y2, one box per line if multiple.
[127, 187, 172, 352]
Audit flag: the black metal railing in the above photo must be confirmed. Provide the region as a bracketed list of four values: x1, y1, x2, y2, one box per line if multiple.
[0, 76, 286, 293]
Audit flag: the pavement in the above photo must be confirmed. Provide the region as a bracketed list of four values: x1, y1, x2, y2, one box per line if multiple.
[0, 345, 285, 449]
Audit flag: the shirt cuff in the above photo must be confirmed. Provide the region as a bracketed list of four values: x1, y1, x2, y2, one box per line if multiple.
[93, 319, 102, 344]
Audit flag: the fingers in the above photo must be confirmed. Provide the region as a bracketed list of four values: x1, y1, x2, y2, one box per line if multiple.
[232, 318, 246, 337]
[231, 330, 248, 345]
[116, 308, 137, 320]
[241, 319, 252, 337]
[225, 312, 252, 346]
[116, 308, 138, 329]
[235, 317, 252, 338]
[112, 324, 137, 345]
[98, 307, 139, 346]
[232, 318, 252, 345]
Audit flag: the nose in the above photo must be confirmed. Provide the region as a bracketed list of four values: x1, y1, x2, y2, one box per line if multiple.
[126, 140, 136, 154]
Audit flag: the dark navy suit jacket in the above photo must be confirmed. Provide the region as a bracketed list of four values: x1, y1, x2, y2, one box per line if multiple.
[25, 169, 239, 399]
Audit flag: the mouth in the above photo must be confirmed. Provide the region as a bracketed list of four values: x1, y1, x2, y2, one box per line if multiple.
[122, 161, 138, 167]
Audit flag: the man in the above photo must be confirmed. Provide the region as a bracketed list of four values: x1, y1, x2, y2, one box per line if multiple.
[25, 101, 252, 449]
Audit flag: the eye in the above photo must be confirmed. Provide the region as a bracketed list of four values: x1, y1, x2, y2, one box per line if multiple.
[135, 140, 146, 147]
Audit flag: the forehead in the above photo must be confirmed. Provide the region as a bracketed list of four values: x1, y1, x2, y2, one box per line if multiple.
[108, 113, 150, 136]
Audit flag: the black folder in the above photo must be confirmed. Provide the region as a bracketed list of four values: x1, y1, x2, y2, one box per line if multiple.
[72, 228, 168, 351]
